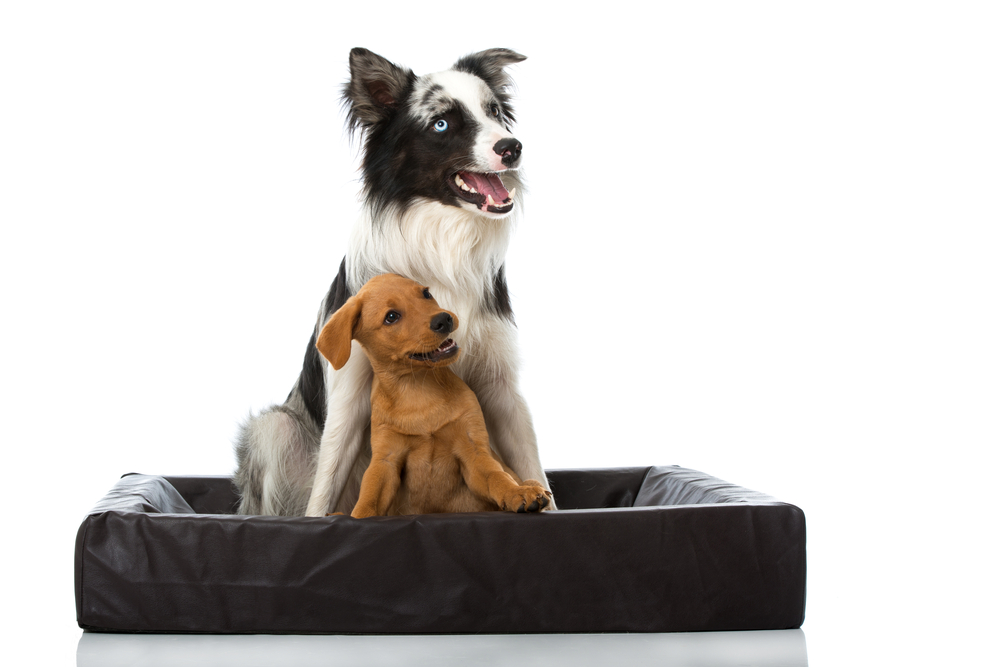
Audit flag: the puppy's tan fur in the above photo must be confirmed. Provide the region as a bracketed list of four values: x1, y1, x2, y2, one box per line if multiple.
[316, 273, 551, 518]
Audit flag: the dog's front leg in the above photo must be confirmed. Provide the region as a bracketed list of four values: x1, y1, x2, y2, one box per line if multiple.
[305, 345, 374, 517]
[473, 373, 556, 509]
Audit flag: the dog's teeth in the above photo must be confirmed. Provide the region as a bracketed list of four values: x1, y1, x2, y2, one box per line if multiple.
[487, 194, 496, 206]
[508, 187, 516, 201]
[454, 173, 483, 195]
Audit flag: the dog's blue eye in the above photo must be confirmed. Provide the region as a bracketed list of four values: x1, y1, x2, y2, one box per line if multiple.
[384, 311, 400, 325]
[433, 119, 448, 132]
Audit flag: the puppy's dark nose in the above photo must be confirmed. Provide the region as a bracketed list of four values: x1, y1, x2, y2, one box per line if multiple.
[493, 138, 522, 168]
[430, 312, 454, 334]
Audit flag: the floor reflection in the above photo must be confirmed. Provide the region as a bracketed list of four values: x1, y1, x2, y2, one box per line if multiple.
[78, 629, 807, 667]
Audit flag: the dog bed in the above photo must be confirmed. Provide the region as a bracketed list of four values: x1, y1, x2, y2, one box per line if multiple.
[75, 466, 806, 634]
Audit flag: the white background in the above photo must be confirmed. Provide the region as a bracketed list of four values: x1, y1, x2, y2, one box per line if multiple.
[2, 1, 997, 664]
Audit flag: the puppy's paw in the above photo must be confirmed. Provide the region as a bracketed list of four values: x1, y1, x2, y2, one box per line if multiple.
[501, 482, 552, 513]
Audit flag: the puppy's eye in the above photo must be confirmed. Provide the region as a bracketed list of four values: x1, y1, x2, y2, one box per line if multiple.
[422, 288, 432, 300]
[384, 311, 400, 325]
[433, 119, 448, 132]
[490, 104, 500, 118]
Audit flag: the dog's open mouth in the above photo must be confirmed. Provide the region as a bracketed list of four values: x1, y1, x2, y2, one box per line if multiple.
[409, 338, 459, 363]
[449, 171, 516, 213]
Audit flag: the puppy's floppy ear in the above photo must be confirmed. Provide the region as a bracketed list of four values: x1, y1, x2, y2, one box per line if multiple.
[316, 296, 362, 371]
[343, 48, 416, 134]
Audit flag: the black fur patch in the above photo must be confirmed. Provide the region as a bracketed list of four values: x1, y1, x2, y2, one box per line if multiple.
[489, 264, 515, 323]
[291, 257, 352, 428]
[358, 99, 483, 223]
[322, 256, 353, 321]
[295, 331, 325, 428]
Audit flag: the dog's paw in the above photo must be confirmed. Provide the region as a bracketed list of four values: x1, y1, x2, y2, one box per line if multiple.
[501, 482, 552, 513]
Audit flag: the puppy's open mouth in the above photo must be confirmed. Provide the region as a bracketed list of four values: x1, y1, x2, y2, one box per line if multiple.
[409, 338, 459, 363]
[448, 171, 516, 213]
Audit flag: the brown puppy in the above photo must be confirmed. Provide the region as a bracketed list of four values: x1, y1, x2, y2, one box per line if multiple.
[315, 273, 552, 518]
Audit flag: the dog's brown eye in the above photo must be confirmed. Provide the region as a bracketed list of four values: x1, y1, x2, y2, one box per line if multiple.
[384, 311, 400, 325]
[490, 104, 500, 118]
[422, 288, 432, 299]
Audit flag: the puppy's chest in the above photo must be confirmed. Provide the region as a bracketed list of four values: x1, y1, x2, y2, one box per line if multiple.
[390, 424, 497, 515]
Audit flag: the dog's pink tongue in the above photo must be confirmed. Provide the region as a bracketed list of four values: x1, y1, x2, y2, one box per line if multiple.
[461, 171, 510, 202]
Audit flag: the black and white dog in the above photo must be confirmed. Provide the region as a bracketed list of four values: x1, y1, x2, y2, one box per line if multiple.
[234, 48, 553, 517]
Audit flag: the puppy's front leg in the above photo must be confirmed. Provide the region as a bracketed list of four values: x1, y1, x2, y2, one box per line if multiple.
[459, 418, 551, 513]
[305, 345, 374, 517]
[351, 431, 405, 518]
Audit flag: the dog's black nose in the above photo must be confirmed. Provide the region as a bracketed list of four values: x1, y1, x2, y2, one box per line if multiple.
[430, 312, 454, 334]
[493, 138, 522, 168]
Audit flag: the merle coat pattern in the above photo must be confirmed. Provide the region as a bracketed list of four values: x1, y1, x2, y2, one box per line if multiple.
[234, 48, 552, 516]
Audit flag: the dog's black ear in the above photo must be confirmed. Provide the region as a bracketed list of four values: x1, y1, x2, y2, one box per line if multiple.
[343, 48, 416, 134]
[317, 295, 362, 371]
[453, 49, 526, 91]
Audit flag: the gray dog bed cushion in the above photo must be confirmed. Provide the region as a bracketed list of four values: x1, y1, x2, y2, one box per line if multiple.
[75, 466, 806, 634]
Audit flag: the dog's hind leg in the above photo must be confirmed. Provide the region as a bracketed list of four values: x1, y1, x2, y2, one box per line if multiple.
[234, 402, 320, 516]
